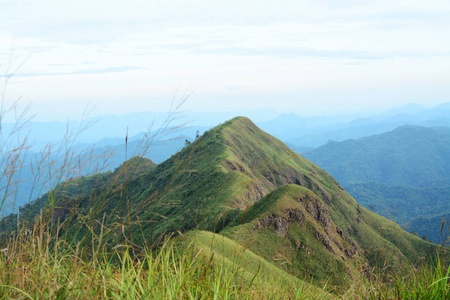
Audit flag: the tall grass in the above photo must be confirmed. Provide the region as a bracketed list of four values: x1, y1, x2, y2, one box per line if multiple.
[340, 253, 450, 299]
[1, 55, 450, 299]
[0, 213, 449, 299]
[0, 216, 325, 299]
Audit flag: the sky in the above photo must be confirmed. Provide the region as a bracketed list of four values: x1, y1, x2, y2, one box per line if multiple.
[1, 0, 450, 121]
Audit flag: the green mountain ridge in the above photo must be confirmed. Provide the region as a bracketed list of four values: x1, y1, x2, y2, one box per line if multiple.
[303, 125, 450, 243]
[303, 125, 450, 186]
[3, 117, 440, 289]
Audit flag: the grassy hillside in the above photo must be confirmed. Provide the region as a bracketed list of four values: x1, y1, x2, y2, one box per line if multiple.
[181, 230, 326, 297]
[223, 184, 361, 288]
[2, 117, 443, 292]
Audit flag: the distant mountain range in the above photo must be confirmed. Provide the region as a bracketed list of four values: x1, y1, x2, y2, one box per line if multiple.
[260, 102, 450, 149]
[0, 125, 209, 216]
[3, 117, 437, 289]
[303, 125, 450, 243]
[4, 102, 450, 152]
[3, 102, 450, 240]
[2, 110, 273, 150]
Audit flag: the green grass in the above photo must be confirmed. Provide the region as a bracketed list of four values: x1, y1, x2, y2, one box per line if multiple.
[0, 217, 329, 299]
[0, 217, 449, 299]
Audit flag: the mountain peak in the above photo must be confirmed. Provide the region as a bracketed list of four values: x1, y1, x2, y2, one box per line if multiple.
[11, 115, 440, 289]
[220, 116, 255, 130]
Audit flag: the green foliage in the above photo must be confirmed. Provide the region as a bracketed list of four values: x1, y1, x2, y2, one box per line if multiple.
[304, 125, 450, 243]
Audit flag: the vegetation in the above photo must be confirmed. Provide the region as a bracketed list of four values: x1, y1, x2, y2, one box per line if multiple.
[0, 218, 449, 299]
[346, 182, 450, 243]
[304, 125, 450, 242]
[0, 216, 321, 299]
[1, 113, 450, 298]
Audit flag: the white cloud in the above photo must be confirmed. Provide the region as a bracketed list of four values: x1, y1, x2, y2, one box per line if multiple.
[1, 0, 449, 120]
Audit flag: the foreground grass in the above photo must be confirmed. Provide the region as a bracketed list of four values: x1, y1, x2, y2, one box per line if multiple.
[0, 218, 449, 300]
[0, 218, 325, 299]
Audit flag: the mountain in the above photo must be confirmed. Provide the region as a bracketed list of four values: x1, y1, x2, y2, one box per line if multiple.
[4, 117, 439, 289]
[380, 103, 426, 117]
[256, 102, 450, 149]
[257, 113, 355, 141]
[13, 101, 450, 216]
[0, 124, 210, 217]
[303, 125, 450, 242]
[3, 110, 273, 151]
[304, 125, 450, 187]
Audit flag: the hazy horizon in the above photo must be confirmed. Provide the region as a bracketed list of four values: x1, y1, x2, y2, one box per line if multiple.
[1, 1, 449, 122]
[1, 100, 445, 126]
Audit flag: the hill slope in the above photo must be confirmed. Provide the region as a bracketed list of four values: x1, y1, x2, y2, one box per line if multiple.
[303, 125, 450, 186]
[303, 125, 450, 242]
[6, 117, 439, 288]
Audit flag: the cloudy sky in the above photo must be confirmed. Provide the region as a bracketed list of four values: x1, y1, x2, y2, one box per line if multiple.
[1, 0, 450, 121]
